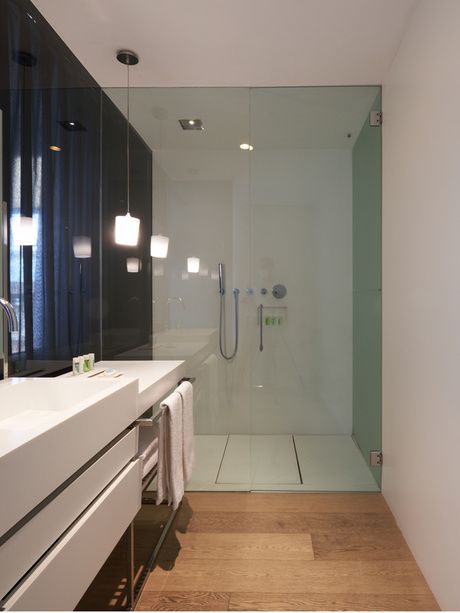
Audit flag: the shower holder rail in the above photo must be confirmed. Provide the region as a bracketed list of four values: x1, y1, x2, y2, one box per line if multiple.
[257, 304, 288, 351]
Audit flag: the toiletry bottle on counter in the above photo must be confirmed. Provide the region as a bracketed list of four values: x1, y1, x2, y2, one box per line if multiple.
[73, 357, 80, 375]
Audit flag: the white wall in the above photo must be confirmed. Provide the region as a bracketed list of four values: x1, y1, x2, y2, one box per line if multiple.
[152, 145, 353, 435]
[382, 1, 460, 609]
[250, 149, 353, 435]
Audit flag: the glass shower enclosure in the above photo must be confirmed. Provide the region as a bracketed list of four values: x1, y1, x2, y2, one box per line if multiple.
[104, 85, 382, 492]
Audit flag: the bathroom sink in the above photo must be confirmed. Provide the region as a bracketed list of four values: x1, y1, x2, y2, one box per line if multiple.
[0, 376, 138, 540]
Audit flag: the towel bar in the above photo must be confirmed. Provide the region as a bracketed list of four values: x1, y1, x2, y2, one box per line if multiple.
[178, 376, 196, 385]
[135, 378, 194, 427]
[135, 408, 163, 427]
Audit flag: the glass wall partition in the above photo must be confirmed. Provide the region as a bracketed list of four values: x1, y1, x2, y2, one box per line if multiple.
[104, 85, 382, 492]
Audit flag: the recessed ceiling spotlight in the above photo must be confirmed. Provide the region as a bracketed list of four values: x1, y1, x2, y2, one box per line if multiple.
[49, 145, 61, 152]
[240, 143, 254, 151]
[179, 119, 204, 131]
[59, 120, 86, 132]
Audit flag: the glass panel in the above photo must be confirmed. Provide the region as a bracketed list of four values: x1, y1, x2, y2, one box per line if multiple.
[248, 87, 381, 490]
[105, 86, 382, 492]
[352, 92, 382, 485]
[104, 86, 253, 488]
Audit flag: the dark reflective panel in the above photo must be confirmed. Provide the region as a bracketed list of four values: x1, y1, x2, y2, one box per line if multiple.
[101, 92, 153, 360]
[0, 0, 153, 376]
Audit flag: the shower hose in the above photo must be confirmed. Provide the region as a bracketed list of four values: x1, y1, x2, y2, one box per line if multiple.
[219, 288, 239, 360]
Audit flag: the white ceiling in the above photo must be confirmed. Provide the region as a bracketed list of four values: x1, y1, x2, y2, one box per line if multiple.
[32, 0, 417, 87]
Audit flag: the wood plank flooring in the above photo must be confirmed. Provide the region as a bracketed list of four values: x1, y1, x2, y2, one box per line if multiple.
[136, 493, 439, 611]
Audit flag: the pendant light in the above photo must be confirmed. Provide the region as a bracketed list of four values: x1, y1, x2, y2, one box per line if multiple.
[73, 236, 92, 258]
[187, 257, 200, 273]
[150, 234, 169, 258]
[12, 215, 37, 246]
[126, 257, 141, 273]
[114, 50, 140, 246]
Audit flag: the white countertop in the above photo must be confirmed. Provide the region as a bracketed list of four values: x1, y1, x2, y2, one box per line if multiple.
[63, 360, 186, 417]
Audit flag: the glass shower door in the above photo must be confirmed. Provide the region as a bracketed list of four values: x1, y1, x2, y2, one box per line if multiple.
[247, 87, 382, 491]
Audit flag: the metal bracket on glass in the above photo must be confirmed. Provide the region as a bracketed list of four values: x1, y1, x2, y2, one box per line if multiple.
[369, 111, 382, 127]
[370, 450, 383, 466]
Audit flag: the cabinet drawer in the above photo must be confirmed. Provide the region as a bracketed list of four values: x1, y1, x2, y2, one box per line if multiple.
[0, 427, 139, 600]
[3, 459, 142, 611]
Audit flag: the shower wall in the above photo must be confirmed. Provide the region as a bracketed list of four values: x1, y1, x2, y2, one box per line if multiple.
[248, 148, 353, 434]
[130, 88, 365, 436]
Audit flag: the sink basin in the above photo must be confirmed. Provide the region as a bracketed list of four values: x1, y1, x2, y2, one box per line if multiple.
[0, 378, 122, 426]
[0, 376, 138, 540]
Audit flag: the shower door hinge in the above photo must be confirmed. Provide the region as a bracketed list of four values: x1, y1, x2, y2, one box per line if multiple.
[369, 111, 382, 127]
[370, 450, 383, 466]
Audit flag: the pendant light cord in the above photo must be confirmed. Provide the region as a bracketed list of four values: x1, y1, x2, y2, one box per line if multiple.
[126, 62, 130, 214]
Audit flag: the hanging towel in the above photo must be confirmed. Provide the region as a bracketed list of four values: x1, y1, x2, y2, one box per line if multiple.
[176, 380, 195, 485]
[156, 390, 184, 510]
[138, 422, 159, 478]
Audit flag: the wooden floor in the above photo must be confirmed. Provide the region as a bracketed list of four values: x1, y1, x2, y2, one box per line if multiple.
[136, 492, 439, 611]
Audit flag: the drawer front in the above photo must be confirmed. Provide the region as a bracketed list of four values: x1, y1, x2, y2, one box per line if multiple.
[3, 459, 141, 611]
[0, 427, 139, 600]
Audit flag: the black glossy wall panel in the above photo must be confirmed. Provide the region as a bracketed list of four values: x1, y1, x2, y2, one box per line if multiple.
[101, 93, 152, 359]
[0, 0, 152, 375]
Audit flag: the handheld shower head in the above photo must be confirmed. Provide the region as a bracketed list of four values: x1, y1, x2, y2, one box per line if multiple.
[218, 262, 225, 295]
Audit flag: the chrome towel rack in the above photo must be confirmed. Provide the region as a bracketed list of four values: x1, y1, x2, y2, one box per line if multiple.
[136, 376, 196, 427]
[178, 376, 196, 385]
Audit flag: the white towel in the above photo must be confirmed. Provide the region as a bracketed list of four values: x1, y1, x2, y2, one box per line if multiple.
[138, 423, 159, 478]
[176, 381, 195, 485]
[156, 391, 184, 510]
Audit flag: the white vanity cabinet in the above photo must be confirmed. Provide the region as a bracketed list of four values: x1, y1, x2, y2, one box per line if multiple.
[3, 459, 141, 611]
[0, 360, 185, 611]
[0, 428, 142, 611]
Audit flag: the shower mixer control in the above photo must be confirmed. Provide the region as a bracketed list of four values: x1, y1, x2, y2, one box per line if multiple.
[272, 284, 287, 299]
[260, 288, 268, 295]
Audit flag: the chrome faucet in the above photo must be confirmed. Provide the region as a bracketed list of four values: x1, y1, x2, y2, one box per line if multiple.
[0, 298, 18, 332]
[0, 298, 18, 379]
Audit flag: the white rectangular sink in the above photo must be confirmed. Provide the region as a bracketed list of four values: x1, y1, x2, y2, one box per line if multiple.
[0, 377, 138, 540]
